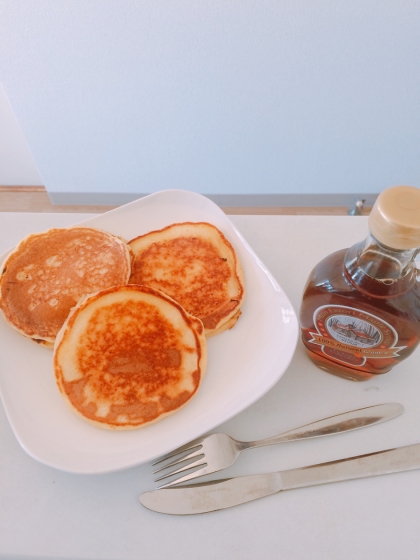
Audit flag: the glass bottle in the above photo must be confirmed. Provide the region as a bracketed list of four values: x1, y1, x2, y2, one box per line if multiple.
[299, 185, 420, 381]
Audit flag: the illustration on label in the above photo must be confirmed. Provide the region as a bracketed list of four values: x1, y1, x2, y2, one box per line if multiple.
[309, 305, 406, 367]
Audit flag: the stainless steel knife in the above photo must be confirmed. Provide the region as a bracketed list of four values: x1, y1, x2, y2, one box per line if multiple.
[140, 443, 420, 515]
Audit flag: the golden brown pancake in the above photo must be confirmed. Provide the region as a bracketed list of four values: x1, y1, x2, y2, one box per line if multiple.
[53, 285, 207, 430]
[0, 227, 131, 347]
[129, 222, 245, 336]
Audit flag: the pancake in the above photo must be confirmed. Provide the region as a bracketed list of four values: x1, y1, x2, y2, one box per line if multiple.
[129, 222, 245, 336]
[53, 284, 207, 430]
[206, 309, 242, 338]
[0, 227, 131, 347]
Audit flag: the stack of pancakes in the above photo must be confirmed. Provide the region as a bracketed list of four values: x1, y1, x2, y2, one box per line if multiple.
[0, 221, 244, 429]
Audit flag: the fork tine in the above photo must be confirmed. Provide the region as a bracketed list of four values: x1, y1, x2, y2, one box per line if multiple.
[157, 465, 214, 488]
[152, 449, 204, 474]
[151, 440, 203, 466]
[154, 456, 207, 482]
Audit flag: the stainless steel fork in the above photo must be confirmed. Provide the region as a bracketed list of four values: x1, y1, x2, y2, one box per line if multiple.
[152, 403, 403, 487]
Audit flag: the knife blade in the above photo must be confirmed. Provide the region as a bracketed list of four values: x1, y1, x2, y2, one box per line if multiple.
[140, 443, 420, 515]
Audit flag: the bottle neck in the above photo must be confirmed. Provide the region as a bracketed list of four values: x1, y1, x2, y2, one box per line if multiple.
[344, 234, 419, 297]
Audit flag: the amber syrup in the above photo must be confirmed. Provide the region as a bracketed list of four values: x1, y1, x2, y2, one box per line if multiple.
[300, 247, 420, 381]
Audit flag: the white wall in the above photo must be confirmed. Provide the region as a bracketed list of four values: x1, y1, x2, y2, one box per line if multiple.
[0, 1, 419, 201]
[0, 84, 42, 186]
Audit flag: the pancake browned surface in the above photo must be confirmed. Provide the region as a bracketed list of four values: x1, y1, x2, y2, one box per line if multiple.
[129, 222, 245, 336]
[0, 227, 131, 346]
[54, 285, 207, 430]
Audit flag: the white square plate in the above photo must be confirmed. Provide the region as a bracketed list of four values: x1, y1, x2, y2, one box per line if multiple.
[0, 190, 298, 473]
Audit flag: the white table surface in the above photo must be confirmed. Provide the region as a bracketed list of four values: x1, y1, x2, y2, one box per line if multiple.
[1, 212, 420, 560]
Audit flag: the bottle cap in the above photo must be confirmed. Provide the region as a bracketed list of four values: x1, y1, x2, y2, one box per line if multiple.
[369, 186, 420, 250]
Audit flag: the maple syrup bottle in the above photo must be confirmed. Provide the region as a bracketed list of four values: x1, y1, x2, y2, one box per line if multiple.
[300, 186, 420, 381]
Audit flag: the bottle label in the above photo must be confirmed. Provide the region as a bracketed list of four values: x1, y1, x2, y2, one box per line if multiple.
[309, 305, 406, 367]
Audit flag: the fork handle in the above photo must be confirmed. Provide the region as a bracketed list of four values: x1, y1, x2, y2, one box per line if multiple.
[239, 403, 403, 451]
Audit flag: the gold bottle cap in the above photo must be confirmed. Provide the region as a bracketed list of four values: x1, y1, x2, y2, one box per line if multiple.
[369, 185, 420, 250]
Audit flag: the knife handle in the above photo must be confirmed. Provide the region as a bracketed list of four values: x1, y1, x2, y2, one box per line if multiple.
[280, 443, 420, 490]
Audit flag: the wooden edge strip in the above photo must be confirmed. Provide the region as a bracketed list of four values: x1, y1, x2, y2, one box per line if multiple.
[0, 186, 371, 215]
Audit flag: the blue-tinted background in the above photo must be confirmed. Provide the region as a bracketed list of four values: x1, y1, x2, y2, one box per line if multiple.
[0, 0, 419, 199]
